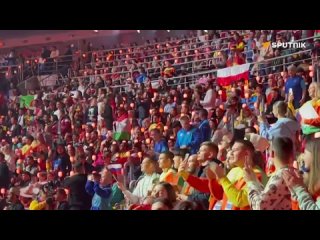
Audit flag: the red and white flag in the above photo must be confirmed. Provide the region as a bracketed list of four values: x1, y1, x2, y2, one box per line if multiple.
[216, 63, 250, 87]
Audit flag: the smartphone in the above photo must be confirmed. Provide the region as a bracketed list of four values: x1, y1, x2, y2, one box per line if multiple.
[184, 153, 190, 161]
[289, 88, 293, 96]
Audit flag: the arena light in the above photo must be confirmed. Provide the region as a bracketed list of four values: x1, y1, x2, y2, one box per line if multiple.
[167, 30, 170, 32]
[204, 30, 208, 33]
[93, 30, 99, 33]
[137, 30, 141, 33]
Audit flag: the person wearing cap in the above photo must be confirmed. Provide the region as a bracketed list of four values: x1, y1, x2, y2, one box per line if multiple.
[4, 187, 24, 210]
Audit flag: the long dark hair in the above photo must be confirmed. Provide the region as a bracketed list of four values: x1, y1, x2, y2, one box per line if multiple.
[173, 200, 205, 210]
[157, 182, 177, 205]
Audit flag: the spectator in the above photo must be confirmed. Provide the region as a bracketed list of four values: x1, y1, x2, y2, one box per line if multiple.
[291, 83, 320, 127]
[150, 128, 168, 158]
[259, 101, 300, 145]
[200, 80, 216, 118]
[179, 154, 199, 197]
[85, 168, 113, 210]
[244, 31, 256, 63]
[19, 171, 31, 188]
[178, 141, 222, 209]
[151, 197, 172, 210]
[53, 144, 72, 175]
[284, 135, 320, 210]
[63, 161, 91, 210]
[162, 61, 175, 78]
[118, 157, 159, 205]
[2, 144, 16, 173]
[136, 67, 147, 84]
[175, 115, 202, 155]
[102, 96, 114, 131]
[198, 109, 211, 142]
[50, 46, 60, 62]
[4, 187, 24, 210]
[173, 200, 205, 210]
[164, 95, 176, 114]
[151, 182, 177, 208]
[285, 65, 306, 109]
[0, 153, 10, 189]
[210, 139, 268, 210]
[244, 137, 294, 210]
[24, 156, 38, 176]
[55, 188, 69, 210]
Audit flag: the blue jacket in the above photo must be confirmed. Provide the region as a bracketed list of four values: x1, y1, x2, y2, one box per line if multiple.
[259, 117, 300, 142]
[154, 139, 169, 154]
[199, 120, 211, 142]
[175, 127, 202, 154]
[85, 181, 112, 210]
[136, 74, 147, 84]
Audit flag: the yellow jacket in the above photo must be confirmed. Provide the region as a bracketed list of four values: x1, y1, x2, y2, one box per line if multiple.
[218, 166, 267, 208]
[29, 200, 47, 210]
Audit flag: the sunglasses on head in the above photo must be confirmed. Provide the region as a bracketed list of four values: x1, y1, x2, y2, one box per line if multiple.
[300, 161, 310, 173]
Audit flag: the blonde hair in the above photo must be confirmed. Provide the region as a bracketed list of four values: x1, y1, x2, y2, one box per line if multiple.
[305, 137, 320, 195]
[309, 82, 320, 100]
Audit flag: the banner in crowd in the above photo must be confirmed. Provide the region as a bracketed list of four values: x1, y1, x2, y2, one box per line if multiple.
[113, 116, 131, 141]
[20, 95, 35, 108]
[107, 164, 123, 175]
[297, 101, 320, 135]
[216, 63, 250, 87]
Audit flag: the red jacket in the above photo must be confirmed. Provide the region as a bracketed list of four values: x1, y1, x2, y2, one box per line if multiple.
[186, 175, 223, 210]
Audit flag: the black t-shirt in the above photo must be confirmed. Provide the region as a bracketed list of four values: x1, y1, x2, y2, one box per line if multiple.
[63, 174, 91, 210]
[0, 162, 10, 189]
[57, 201, 69, 210]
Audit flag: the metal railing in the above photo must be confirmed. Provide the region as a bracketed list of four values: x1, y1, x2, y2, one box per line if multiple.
[108, 48, 317, 93]
[63, 35, 315, 84]
[15, 31, 315, 88]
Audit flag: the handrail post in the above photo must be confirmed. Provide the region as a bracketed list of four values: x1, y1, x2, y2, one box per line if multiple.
[316, 53, 319, 83]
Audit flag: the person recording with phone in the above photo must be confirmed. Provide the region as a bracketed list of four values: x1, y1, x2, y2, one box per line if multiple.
[85, 168, 113, 210]
[178, 141, 223, 209]
[285, 65, 306, 109]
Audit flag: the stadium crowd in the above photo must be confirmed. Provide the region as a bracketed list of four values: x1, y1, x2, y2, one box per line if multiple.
[0, 30, 320, 210]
